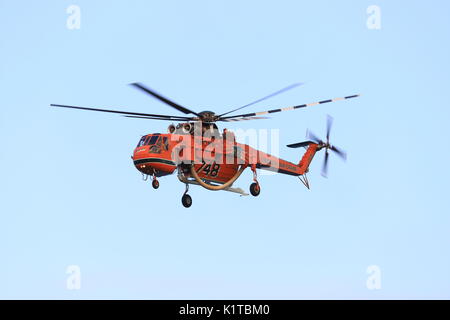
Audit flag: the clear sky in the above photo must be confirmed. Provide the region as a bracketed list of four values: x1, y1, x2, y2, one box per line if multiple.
[1, 0, 449, 299]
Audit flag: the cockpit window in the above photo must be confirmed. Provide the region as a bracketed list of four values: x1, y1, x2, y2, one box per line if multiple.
[137, 136, 146, 147]
[146, 135, 160, 146]
[149, 136, 163, 154]
[137, 134, 161, 147]
[162, 137, 169, 151]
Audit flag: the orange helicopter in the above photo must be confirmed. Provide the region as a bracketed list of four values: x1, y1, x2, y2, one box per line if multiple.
[51, 83, 359, 207]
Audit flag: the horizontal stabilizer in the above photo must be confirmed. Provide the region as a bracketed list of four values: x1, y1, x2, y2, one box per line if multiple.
[287, 141, 314, 148]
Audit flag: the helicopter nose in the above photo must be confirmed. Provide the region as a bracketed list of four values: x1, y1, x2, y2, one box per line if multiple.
[134, 159, 154, 175]
[132, 150, 152, 174]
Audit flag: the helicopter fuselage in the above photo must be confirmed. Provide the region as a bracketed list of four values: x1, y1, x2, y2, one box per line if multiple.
[131, 126, 319, 185]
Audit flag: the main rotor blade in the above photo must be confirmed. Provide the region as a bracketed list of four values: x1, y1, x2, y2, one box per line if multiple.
[124, 115, 193, 121]
[50, 104, 191, 120]
[218, 82, 304, 117]
[218, 94, 360, 120]
[219, 116, 270, 122]
[130, 83, 202, 117]
[326, 114, 333, 142]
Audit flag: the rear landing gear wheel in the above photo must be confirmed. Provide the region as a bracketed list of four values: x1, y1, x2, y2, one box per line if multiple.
[182, 194, 192, 208]
[250, 182, 260, 197]
[152, 179, 159, 189]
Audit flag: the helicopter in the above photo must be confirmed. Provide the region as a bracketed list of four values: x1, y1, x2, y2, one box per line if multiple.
[51, 82, 359, 207]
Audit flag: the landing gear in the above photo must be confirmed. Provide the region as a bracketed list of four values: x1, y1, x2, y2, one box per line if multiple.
[151, 172, 159, 189]
[181, 183, 192, 208]
[250, 165, 260, 197]
[182, 194, 192, 208]
[249, 182, 260, 196]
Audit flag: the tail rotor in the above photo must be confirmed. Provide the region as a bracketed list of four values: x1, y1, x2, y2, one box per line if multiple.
[307, 115, 347, 177]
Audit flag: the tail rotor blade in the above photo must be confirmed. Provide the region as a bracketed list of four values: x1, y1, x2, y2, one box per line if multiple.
[322, 151, 329, 178]
[326, 114, 333, 142]
[330, 145, 347, 161]
[307, 130, 322, 144]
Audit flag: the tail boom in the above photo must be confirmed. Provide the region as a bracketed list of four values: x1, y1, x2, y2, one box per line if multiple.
[251, 142, 320, 176]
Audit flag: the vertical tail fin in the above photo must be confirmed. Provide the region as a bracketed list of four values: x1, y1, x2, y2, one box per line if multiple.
[286, 141, 320, 175]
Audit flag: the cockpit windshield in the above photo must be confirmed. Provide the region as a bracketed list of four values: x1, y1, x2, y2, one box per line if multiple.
[137, 134, 160, 147]
[147, 135, 159, 145]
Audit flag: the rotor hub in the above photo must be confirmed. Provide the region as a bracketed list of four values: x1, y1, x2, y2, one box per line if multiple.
[198, 111, 217, 123]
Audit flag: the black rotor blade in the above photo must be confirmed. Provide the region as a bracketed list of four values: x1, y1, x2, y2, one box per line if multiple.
[50, 104, 191, 120]
[322, 151, 329, 178]
[219, 116, 270, 122]
[218, 94, 360, 121]
[218, 82, 303, 117]
[326, 114, 333, 142]
[124, 115, 193, 121]
[330, 145, 347, 161]
[306, 130, 322, 144]
[130, 83, 202, 117]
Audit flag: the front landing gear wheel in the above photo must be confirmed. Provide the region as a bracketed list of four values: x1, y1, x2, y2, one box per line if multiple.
[250, 183, 260, 197]
[182, 194, 192, 208]
[152, 179, 159, 189]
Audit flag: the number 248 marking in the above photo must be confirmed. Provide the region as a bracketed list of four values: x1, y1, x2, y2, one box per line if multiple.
[197, 162, 220, 177]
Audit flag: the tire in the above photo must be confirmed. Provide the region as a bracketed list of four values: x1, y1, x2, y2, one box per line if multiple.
[152, 180, 159, 189]
[182, 194, 192, 208]
[249, 182, 260, 197]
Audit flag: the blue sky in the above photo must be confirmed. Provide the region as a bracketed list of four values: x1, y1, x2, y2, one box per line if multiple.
[1, 0, 449, 299]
